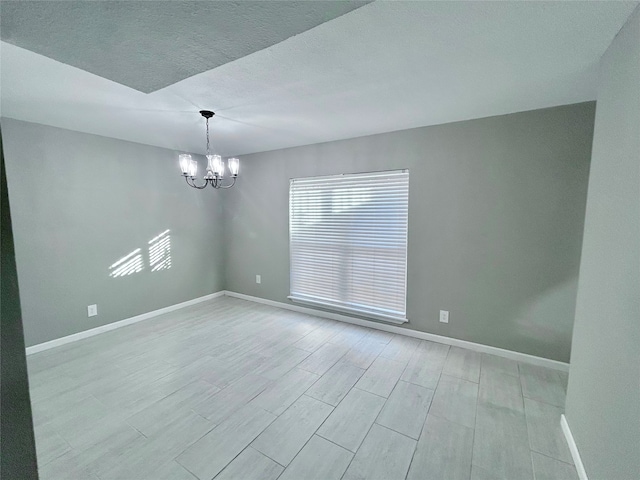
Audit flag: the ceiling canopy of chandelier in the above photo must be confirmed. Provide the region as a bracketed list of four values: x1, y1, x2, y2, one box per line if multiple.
[179, 110, 239, 189]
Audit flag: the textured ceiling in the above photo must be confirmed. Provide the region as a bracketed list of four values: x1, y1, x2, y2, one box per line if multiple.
[0, 1, 370, 93]
[1, 1, 638, 157]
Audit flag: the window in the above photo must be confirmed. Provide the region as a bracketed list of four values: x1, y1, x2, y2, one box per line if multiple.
[289, 170, 409, 323]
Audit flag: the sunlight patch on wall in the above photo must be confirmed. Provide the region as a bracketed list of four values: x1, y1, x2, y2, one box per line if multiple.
[148, 229, 171, 272]
[108, 229, 172, 278]
[109, 248, 144, 277]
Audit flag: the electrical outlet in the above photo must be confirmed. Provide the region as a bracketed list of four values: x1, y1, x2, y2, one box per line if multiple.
[88, 304, 98, 317]
[256, 274, 261, 284]
[439, 310, 449, 323]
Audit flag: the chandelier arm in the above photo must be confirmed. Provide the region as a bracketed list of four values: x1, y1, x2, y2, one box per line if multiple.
[216, 177, 237, 189]
[185, 176, 209, 190]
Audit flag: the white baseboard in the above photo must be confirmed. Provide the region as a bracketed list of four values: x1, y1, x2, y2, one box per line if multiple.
[224, 290, 570, 372]
[26, 288, 570, 373]
[25, 291, 225, 355]
[561, 414, 588, 480]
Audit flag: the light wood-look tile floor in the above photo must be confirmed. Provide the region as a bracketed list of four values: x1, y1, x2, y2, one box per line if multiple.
[28, 297, 578, 480]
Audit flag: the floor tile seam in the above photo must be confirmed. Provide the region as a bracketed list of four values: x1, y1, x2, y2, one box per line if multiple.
[399, 369, 442, 390]
[42, 418, 80, 449]
[312, 390, 381, 456]
[134, 370, 193, 398]
[110, 386, 193, 421]
[346, 420, 416, 480]
[344, 336, 387, 370]
[254, 340, 310, 359]
[476, 398, 530, 439]
[124, 420, 149, 439]
[378, 366, 404, 400]
[292, 322, 325, 341]
[293, 339, 328, 354]
[366, 330, 394, 345]
[305, 361, 367, 402]
[326, 336, 362, 349]
[174, 455, 204, 480]
[324, 327, 352, 346]
[442, 345, 456, 376]
[174, 406, 279, 473]
[428, 410, 477, 431]
[402, 435, 420, 480]
[189, 408, 213, 424]
[316, 426, 364, 456]
[129, 408, 216, 449]
[303, 389, 342, 408]
[371, 420, 421, 442]
[34, 390, 101, 420]
[396, 349, 417, 391]
[408, 384, 439, 446]
[329, 387, 394, 463]
[377, 350, 408, 363]
[336, 422, 365, 480]
[260, 380, 318, 417]
[174, 461, 200, 480]
[297, 351, 349, 377]
[198, 384, 264, 425]
[529, 445, 537, 480]
[350, 386, 389, 400]
[200, 381, 272, 422]
[120, 387, 204, 425]
[284, 432, 352, 477]
[260, 356, 358, 420]
[478, 367, 525, 387]
[152, 412, 220, 456]
[301, 390, 349, 443]
[190, 378, 231, 399]
[480, 364, 521, 380]
[429, 369, 446, 401]
[522, 392, 566, 409]
[470, 404, 491, 478]
[530, 449, 576, 467]
[256, 351, 313, 380]
[30, 380, 86, 405]
[467, 412, 477, 480]
[441, 364, 481, 384]
[37, 440, 73, 469]
[249, 443, 288, 468]
[517, 362, 530, 407]
[213, 370, 276, 397]
[476, 396, 525, 416]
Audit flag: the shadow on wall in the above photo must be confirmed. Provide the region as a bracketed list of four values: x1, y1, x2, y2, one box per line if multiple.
[513, 276, 579, 357]
[108, 229, 171, 278]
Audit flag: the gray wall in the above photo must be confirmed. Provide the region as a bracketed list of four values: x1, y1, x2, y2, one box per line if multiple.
[1, 118, 225, 347]
[224, 102, 595, 363]
[564, 7, 640, 480]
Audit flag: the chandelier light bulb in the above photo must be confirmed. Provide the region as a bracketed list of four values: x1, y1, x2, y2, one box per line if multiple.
[228, 158, 240, 177]
[188, 159, 198, 178]
[213, 155, 225, 177]
[179, 154, 192, 176]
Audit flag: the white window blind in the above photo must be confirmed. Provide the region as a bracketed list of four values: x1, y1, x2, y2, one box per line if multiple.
[289, 170, 409, 324]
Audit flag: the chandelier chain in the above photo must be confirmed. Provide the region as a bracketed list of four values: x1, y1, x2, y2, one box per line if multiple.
[206, 117, 210, 155]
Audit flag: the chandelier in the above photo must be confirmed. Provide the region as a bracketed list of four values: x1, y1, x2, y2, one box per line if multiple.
[179, 110, 239, 189]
